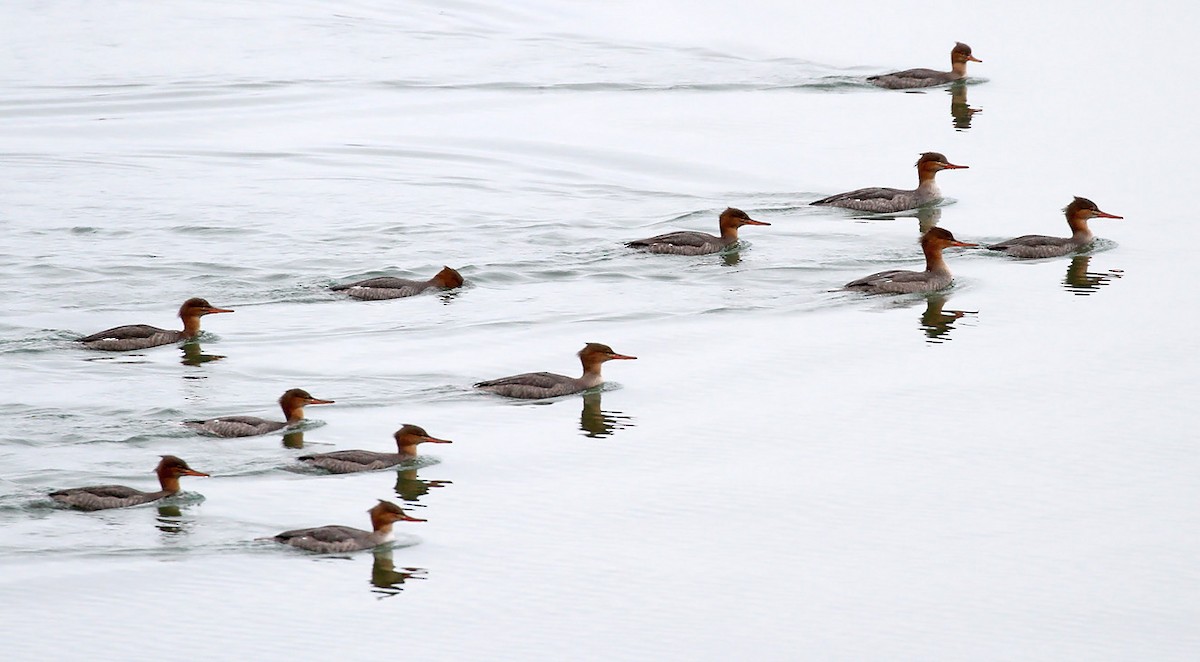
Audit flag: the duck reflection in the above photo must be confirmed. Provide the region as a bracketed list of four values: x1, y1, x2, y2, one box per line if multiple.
[580, 391, 634, 438]
[155, 505, 188, 535]
[859, 207, 941, 233]
[369, 549, 428, 598]
[915, 207, 941, 234]
[180, 342, 224, 366]
[948, 81, 981, 130]
[722, 250, 742, 267]
[282, 430, 305, 449]
[394, 468, 452, 503]
[1063, 255, 1123, 295]
[919, 292, 976, 343]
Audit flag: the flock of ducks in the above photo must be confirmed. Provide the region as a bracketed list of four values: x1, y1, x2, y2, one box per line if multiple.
[48, 41, 1122, 553]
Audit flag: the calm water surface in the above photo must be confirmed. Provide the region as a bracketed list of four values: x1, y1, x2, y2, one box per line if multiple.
[2, 1, 1198, 660]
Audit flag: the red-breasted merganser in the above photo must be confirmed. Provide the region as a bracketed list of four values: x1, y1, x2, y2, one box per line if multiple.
[626, 208, 770, 255]
[332, 266, 464, 300]
[811, 152, 968, 213]
[272, 500, 425, 553]
[50, 455, 209, 511]
[987, 197, 1123, 258]
[868, 42, 982, 89]
[298, 424, 453, 473]
[845, 227, 978, 294]
[475, 343, 636, 399]
[184, 388, 335, 437]
[78, 298, 233, 351]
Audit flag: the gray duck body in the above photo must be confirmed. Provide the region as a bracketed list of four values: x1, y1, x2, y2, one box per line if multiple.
[810, 185, 938, 213]
[986, 235, 1085, 259]
[184, 416, 288, 437]
[50, 484, 173, 511]
[274, 525, 392, 553]
[78, 325, 184, 351]
[332, 266, 464, 300]
[626, 230, 728, 255]
[868, 68, 959, 89]
[844, 266, 954, 294]
[332, 277, 437, 300]
[298, 450, 407, 474]
[475, 371, 599, 399]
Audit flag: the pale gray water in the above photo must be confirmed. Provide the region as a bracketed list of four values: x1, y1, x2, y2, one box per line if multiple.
[2, 1, 1198, 660]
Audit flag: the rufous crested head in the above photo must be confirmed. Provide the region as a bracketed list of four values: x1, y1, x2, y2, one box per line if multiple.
[433, 266, 465, 289]
[280, 388, 334, 405]
[278, 388, 334, 421]
[179, 297, 234, 318]
[370, 499, 425, 524]
[952, 42, 982, 63]
[1065, 196, 1123, 220]
[921, 227, 978, 249]
[580, 342, 637, 362]
[394, 423, 453, 446]
[718, 207, 771, 229]
[916, 152, 968, 171]
[156, 455, 209, 478]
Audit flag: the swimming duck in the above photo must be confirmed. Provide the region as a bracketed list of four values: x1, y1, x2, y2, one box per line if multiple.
[272, 500, 425, 553]
[627, 208, 770, 255]
[811, 152, 968, 213]
[78, 298, 233, 351]
[868, 42, 982, 89]
[475, 343, 636, 399]
[298, 424, 453, 473]
[845, 227, 977, 294]
[184, 388, 334, 437]
[50, 455, 209, 511]
[987, 197, 1123, 258]
[332, 266, 464, 300]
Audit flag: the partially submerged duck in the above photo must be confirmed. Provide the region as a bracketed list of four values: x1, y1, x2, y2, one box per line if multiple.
[987, 197, 1123, 258]
[332, 266, 464, 300]
[626, 208, 770, 255]
[811, 152, 968, 213]
[869, 42, 982, 89]
[78, 298, 233, 351]
[298, 424, 453, 473]
[845, 227, 977, 294]
[184, 388, 335, 437]
[272, 500, 425, 553]
[475, 343, 636, 399]
[50, 455, 209, 511]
